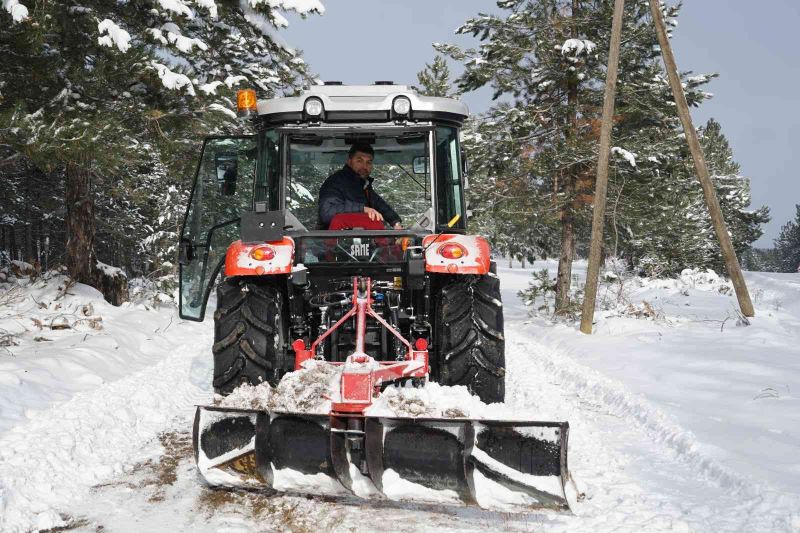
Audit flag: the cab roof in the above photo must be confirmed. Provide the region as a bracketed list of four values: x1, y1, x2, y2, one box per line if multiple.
[255, 84, 469, 126]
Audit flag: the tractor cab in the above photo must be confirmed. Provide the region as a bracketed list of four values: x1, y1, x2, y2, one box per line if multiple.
[178, 83, 471, 321]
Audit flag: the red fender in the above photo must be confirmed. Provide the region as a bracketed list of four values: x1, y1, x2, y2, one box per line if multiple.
[422, 234, 491, 275]
[224, 237, 295, 276]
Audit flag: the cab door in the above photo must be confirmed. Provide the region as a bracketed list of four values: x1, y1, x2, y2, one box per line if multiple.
[178, 136, 257, 321]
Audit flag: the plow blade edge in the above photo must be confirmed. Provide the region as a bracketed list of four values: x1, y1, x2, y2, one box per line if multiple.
[194, 406, 571, 510]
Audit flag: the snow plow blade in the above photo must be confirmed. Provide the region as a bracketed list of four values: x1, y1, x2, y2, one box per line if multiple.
[194, 406, 572, 510]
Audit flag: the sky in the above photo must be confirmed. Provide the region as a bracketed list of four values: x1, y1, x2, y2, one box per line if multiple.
[282, 0, 800, 247]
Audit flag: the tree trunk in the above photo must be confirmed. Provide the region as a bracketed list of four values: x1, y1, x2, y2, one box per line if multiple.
[65, 158, 97, 284]
[555, 178, 576, 313]
[65, 158, 129, 305]
[555, 0, 581, 315]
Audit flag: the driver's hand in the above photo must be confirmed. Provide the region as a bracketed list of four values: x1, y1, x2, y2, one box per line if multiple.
[364, 207, 384, 222]
[393, 222, 402, 230]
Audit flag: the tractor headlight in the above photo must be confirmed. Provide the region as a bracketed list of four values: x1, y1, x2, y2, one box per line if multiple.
[304, 97, 324, 117]
[392, 96, 411, 116]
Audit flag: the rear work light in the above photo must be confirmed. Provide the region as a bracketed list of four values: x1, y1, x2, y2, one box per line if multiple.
[437, 242, 467, 260]
[237, 89, 257, 117]
[304, 97, 324, 117]
[249, 245, 275, 261]
[392, 96, 411, 116]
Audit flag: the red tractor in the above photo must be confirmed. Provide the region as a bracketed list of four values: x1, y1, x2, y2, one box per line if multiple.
[178, 83, 572, 509]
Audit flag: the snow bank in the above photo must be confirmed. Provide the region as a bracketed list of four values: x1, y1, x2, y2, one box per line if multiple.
[0, 273, 210, 532]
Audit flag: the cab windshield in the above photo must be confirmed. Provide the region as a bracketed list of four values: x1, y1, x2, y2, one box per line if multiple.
[286, 129, 433, 231]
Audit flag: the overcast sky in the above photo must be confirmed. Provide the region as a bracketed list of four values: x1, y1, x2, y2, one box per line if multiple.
[282, 1, 800, 247]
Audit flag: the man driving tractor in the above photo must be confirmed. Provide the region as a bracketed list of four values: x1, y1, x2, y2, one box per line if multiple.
[317, 143, 402, 230]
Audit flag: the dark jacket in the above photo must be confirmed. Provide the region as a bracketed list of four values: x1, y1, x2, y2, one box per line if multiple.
[317, 165, 401, 228]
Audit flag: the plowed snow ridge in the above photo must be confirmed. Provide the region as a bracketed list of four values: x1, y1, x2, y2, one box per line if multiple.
[0, 333, 209, 532]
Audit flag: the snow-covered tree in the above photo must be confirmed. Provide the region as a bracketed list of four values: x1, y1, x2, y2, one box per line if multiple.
[414, 56, 456, 98]
[0, 1, 322, 300]
[439, 2, 769, 288]
[437, 1, 717, 309]
[698, 118, 770, 271]
[773, 205, 800, 273]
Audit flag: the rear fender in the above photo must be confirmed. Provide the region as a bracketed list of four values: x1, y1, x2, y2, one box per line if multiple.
[225, 237, 295, 276]
[423, 234, 491, 275]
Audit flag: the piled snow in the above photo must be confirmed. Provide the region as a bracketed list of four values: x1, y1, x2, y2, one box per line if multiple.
[217, 359, 340, 414]
[216, 380, 274, 410]
[366, 381, 493, 418]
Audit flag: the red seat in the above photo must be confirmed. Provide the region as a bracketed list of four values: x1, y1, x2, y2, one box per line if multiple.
[328, 213, 386, 231]
[324, 213, 402, 262]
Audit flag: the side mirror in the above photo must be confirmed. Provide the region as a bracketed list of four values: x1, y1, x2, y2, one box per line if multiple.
[412, 156, 428, 175]
[215, 152, 238, 196]
[178, 239, 195, 265]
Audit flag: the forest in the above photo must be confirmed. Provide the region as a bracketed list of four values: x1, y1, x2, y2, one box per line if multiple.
[1, 0, 795, 310]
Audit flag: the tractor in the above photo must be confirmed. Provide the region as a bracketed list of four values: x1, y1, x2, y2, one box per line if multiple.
[177, 83, 572, 509]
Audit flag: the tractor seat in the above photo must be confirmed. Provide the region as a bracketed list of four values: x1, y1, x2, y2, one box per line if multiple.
[328, 213, 386, 231]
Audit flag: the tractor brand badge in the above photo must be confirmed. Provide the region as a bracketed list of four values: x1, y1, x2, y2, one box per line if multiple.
[350, 242, 370, 257]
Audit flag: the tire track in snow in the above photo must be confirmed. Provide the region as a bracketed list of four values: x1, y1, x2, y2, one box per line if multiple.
[0, 321, 211, 533]
[504, 326, 800, 532]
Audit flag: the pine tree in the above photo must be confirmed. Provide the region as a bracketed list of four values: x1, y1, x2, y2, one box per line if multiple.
[773, 205, 800, 272]
[414, 56, 455, 97]
[697, 118, 770, 272]
[0, 1, 322, 300]
[437, 1, 715, 308]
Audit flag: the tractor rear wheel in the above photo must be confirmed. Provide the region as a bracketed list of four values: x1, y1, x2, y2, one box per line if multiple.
[434, 273, 506, 403]
[212, 277, 286, 395]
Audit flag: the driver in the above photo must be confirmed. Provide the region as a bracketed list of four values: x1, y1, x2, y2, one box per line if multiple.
[318, 143, 402, 229]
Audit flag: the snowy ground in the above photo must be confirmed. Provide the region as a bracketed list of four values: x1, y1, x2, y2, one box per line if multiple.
[0, 264, 798, 532]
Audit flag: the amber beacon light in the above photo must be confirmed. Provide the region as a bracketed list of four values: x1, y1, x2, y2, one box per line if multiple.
[237, 89, 257, 117]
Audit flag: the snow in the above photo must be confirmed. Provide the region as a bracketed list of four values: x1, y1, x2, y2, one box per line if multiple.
[207, 103, 237, 118]
[2, 0, 28, 22]
[150, 61, 196, 95]
[0, 264, 799, 531]
[561, 38, 596, 57]
[381, 469, 462, 504]
[258, 0, 325, 15]
[97, 19, 131, 53]
[199, 80, 224, 95]
[96, 261, 126, 279]
[217, 358, 340, 414]
[158, 0, 194, 18]
[612, 146, 637, 167]
[272, 468, 348, 495]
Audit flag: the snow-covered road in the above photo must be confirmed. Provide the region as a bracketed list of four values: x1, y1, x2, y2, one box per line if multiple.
[0, 268, 798, 532]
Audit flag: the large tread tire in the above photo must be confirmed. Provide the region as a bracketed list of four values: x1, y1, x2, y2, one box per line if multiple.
[212, 277, 286, 395]
[435, 273, 506, 403]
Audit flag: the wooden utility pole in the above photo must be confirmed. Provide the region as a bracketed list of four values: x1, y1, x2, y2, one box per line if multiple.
[580, 0, 755, 333]
[647, 0, 754, 317]
[579, 0, 626, 334]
